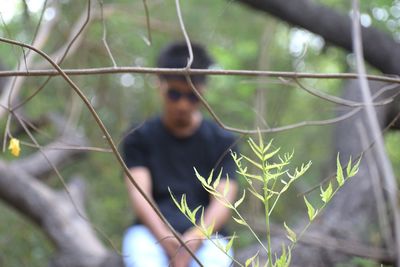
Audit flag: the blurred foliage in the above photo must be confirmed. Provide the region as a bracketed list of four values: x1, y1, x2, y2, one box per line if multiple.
[0, 0, 399, 266]
[335, 257, 392, 267]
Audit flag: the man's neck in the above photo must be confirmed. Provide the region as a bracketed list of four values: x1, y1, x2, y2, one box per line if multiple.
[162, 112, 202, 138]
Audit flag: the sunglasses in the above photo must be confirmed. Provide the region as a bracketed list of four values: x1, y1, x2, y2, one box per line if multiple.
[166, 88, 200, 103]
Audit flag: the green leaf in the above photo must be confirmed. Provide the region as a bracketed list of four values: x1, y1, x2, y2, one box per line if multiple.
[188, 205, 202, 223]
[232, 216, 247, 226]
[248, 137, 263, 154]
[168, 187, 184, 213]
[248, 138, 263, 160]
[225, 233, 236, 253]
[213, 169, 223, 189]
[346, 156, 352, 177]
[245, 251, 259, 267]
[336, 154, 344, 186]
[349, 156, 362, 177]
[223, 175, 230, 197]
[205, 219, 215, 237]
[241, 172, 263, 182]
[194, 168, 208, 187]
[264, 161, 289, 171]
[241, 154, 263, 170]
[264, 170, 288, 182]
[200, 207, 206, 229]
[288, 161, 312, 180]
[234, 190, 246, 209]
[274, 245, 291, 267]
[262, 139, 273, 154]
[263, 147, 280, 162]
[320, 182, 333, 203]
[283, 222, 297, 243]
[257, 130, 265, 150]
[181, 194, 188, 214]
[304, 196, 316, 220]
[207, 169, 215, 185]
[248, 188, 264, 202]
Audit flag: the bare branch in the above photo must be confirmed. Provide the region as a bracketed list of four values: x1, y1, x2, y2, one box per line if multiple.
[294, 79, 394, 107]
[0, 67, 399, 84]
[175, 0, 193, 67]
[98, 0, 117, 67]
[142, 0, 152, 45]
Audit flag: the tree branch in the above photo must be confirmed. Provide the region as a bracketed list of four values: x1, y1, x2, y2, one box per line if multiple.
[0, 67, 399, 84]
[0, 162, 122, 267]
[236, 0, 400, 74]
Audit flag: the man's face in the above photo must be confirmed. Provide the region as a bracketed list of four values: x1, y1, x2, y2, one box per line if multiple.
[160, 79, 204, 129]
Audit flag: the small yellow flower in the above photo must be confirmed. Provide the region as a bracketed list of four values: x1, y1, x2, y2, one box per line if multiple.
[8, 138, 21, 157]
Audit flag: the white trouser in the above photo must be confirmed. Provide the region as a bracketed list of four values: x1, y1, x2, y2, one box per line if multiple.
[122, 225, 233, 267]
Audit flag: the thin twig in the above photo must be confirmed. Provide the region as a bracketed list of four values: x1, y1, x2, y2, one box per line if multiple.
[98, 0, 118, 67]
[27, 0, 49, 57]
[142, 0, 152, 45]
[294, 78, 394, 107]
[58, 0, 92, 64]
[175, 0, 193, 67]
[21, 142, 113, 153]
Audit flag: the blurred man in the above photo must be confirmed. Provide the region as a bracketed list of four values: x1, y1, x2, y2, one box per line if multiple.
[121, 42, 238, 267]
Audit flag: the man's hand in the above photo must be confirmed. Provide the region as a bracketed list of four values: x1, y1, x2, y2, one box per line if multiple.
[161, 237, 180, 262]
[170, 228, 203, 267]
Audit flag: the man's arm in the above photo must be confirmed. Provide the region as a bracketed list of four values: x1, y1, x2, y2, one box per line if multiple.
[201, 179, 238, 233]
[124, 167, 180, 259]
[176, 179, 238, 267]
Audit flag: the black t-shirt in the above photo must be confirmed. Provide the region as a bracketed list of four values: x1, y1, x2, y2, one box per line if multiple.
[122, 116, 238, 234]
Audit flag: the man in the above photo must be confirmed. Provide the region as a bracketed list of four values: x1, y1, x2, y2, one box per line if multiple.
[121, 42, 238, 267]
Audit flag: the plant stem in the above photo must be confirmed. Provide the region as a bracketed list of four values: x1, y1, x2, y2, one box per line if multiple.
[264, 177, 273, 266]
[233, 209, 269, 253]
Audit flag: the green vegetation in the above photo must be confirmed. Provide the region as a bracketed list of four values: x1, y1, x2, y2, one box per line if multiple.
[0, 0, 399, 266]
[170, 134, 360, 266]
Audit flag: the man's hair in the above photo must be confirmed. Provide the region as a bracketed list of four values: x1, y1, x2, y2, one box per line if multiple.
[156, 41, 214, 84]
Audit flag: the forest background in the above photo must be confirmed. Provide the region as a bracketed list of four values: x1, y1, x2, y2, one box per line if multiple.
[0, 0, 400, 266]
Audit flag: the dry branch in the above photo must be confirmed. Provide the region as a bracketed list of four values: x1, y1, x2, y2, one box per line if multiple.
[1, 67, 399, 84]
